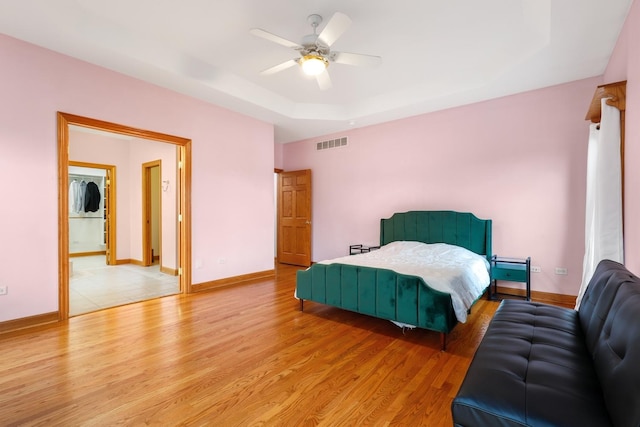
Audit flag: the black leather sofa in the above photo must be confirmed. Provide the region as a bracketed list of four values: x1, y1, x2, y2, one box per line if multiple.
[452, 260, 640, 427]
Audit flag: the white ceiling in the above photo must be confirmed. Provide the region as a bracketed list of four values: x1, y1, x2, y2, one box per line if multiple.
[0, 0, 633, 143]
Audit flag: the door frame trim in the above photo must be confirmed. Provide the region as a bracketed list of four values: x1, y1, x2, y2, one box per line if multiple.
[57, 112, 192, 320]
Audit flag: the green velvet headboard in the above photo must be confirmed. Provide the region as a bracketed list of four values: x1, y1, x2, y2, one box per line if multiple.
[380, 211, 492, 260]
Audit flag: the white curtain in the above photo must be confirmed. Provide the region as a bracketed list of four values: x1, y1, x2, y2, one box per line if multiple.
[576, 98, 623, 309]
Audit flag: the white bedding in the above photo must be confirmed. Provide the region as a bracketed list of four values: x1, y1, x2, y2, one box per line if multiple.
[318, 241, 490, 323]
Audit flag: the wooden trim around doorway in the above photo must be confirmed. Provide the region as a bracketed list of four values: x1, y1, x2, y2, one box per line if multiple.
[58, 112, 192, 321]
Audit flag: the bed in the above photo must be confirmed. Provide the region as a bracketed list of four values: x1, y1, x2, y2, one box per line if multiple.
[295, 210, 492, 350]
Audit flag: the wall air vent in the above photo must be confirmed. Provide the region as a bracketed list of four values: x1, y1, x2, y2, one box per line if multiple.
[316, 136, 348, 151]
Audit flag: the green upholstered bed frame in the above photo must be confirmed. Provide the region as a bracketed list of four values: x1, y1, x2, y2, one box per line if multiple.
[295, 211, 492, 350]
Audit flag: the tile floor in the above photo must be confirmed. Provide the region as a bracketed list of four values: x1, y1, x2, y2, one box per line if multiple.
[69, 255, 179, 316]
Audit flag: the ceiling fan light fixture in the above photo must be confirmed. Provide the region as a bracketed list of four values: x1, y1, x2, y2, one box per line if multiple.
[300, 54, 328, 76]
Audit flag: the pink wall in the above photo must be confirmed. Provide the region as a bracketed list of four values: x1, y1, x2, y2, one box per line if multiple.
[283, 77, 602, 296]
[2, 0, 636, 322]
[0, 34, 274, 322]
[128, 139, 179, 269]
[603, 0, 640, 274]
[274, 143, 284, 170]
[71, 131, 179, 267]
[70, 130, 133, 260]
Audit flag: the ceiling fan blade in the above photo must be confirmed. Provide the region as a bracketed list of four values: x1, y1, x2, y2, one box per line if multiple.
[260, 59, 298, 75]
[250, 28, 302, 49]
[317, 12, 351, 47]
[331, 51, 382, 67]
[316, 70, 332, 91]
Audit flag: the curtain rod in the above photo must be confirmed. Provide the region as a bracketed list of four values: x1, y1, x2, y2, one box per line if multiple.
[585, 81, 626, 123]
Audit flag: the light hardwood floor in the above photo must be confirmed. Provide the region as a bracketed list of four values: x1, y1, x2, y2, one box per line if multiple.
[0, 264, 499, 426]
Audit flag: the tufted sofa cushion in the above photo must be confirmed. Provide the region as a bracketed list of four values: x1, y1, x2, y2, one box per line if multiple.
[451, 300, 611, 426]
[452, 260, 640, 427]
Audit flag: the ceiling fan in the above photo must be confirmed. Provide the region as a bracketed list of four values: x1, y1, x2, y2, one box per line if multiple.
[250, 12, 382, 90]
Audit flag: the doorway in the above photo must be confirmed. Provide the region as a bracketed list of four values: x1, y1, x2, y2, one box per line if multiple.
[143, 160, 162, 267]
[58, 112, 192, 320]
[68, 161, 116, 266]
[276, 169, 312, 267]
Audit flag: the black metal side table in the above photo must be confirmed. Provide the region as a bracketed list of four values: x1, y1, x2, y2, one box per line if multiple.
[349, 244, 380, 255]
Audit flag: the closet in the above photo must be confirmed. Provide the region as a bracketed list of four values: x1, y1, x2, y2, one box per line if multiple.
[68, 166, 107, 256]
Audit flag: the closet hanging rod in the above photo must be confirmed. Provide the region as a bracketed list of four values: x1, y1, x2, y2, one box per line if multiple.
[69, 176, 105, 184]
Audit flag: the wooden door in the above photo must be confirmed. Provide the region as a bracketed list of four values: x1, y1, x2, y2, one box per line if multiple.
[278, 169, 312, 266]
[104, 168, 115, 265]
[142, 160, 161, 267]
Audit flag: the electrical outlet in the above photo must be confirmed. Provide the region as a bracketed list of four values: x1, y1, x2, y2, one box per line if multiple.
[555, 267, 568, 275]
[0, 285, 8, 296]
[531, 266, 542, 273]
